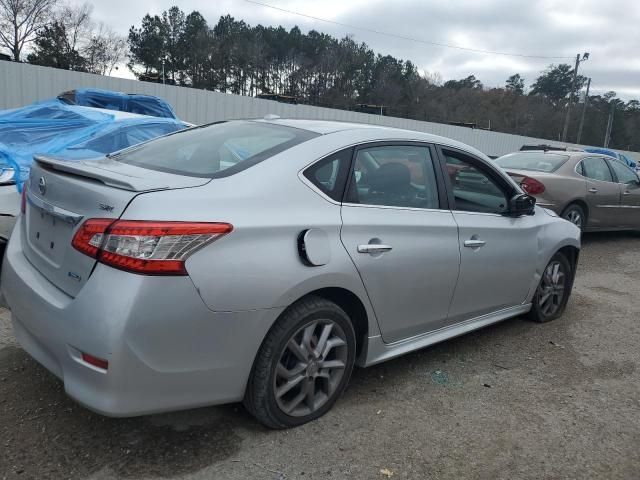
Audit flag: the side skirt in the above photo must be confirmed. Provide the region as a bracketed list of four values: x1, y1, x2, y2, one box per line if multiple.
[362, 304, 531, 367]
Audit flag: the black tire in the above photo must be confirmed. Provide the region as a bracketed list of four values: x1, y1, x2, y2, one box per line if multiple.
[244, 296, 356, 429]
[527, 252, 573, 323]
[561, 203, 587, 230]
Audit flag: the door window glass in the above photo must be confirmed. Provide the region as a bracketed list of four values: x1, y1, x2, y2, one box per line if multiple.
[303, 148, 352, 201]
[609, 159, 639, 185]
[349, 145, 439, 209]
[443, 150, 508, 214]
[582, 157, 613, 182]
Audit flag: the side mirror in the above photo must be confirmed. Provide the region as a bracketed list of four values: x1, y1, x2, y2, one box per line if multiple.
[509, 193, 536, 216]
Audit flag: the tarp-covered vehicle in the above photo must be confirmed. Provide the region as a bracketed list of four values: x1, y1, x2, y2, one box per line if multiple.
[0, 96, 188, 266]
[58, 88, 178, 119]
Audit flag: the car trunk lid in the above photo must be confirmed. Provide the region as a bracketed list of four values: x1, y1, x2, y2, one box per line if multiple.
[22, 155, 209, 297]
[502, 168, 552, 184]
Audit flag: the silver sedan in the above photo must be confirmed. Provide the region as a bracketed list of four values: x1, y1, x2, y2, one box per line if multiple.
[0, 119, 580, 428]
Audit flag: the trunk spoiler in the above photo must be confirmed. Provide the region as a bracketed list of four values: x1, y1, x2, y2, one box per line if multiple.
[34, 155, 169, 192]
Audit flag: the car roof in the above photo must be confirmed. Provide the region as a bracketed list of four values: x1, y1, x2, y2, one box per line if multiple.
[253, 118, 490, 159]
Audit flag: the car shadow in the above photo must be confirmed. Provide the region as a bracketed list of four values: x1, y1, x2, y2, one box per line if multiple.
[581, 230, 640, 246]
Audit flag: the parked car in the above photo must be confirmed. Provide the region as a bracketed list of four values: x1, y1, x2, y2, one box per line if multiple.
[1, 119, 580, 428]
[58, 88, 178, 119]
[582, 147, 638, 172]
[0, 100, 188, 264]
[495, 150, 640, 231]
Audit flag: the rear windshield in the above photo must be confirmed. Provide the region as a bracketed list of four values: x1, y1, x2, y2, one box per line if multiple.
[495, 152, 569, 173]
[112, 121, 319, 178]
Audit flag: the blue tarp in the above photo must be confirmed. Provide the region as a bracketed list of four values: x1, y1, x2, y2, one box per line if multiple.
[0, 99, 188, 190]
[583, 147, 637, 169]
[64, 88, 178, 119]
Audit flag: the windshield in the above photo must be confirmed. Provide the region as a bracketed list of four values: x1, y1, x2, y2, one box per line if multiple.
[495, 152, 569, 173]
[113, 121, 319, 178]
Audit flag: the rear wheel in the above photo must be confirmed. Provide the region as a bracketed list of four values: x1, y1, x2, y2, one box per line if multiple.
[527, 252, 573, 323]
[562, 203, 586, 230]
[244, 296, 356, 429]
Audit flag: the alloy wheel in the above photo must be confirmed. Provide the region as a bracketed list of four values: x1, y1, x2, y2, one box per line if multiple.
[273, 320, 348, 417]
[537, 261, 566, 317]
[565, 209, 583, 228]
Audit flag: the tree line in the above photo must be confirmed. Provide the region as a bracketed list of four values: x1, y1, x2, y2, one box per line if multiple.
[0, 0, 125, 75]
[1, 2, 639, 151]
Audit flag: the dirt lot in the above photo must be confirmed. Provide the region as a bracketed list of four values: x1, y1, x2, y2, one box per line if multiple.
[1, 232, 639, 480]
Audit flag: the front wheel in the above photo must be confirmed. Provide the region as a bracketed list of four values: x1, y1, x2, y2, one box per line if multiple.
[244, 296, 356, 429]
[527, 252, 573, 323]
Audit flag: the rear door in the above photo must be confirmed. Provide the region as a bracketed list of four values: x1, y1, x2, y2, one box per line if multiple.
[579, 156, 622, 229]
[439, 147, 538, 322]
[607, 158, 640, 228]
[339, 142, 460, 343]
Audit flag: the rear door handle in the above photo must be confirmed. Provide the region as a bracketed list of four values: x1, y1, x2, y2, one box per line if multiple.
[589, 187, 598, 193]
[357, 244, 393, 254]
[464, 239, 486, 248]
[623, 190, 631, 196]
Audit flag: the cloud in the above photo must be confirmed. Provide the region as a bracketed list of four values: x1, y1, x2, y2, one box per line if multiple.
[69, 0, 640, 99]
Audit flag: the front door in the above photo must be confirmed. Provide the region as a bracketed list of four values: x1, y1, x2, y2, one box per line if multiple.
[580, 156, 622, 229]
[440, 148, 539, 322]
[607, 158, 640, 228]
[340, 143, 460, 343]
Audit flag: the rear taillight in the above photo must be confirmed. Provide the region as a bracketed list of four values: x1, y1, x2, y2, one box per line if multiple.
[520, 176, 545, 195]
[20, 182, 27, 214]
[72, 220, 232, 275]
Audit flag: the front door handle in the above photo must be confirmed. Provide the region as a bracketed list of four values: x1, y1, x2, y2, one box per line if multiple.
[357, 244, 393, 254]
[464, 239, 486, 248]
[589, 187, 598, 193]
[623, 190, 631, 196]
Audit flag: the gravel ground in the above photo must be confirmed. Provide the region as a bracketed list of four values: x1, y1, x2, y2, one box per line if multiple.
[1, 231, 639, 480]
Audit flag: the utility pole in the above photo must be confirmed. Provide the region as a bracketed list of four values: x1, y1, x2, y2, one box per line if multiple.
[561, 52, 589, 142]
[604, 101, 615, 148]
[576, 77, 591, 145]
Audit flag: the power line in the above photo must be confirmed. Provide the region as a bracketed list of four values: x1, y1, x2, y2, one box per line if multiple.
[245, 0, 575, 60]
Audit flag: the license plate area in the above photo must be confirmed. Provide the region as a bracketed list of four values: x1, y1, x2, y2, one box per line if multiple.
[27, 206, 74, 267]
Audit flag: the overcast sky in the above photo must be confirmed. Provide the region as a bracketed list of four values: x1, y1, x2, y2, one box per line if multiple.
[70, 0, 640, 99]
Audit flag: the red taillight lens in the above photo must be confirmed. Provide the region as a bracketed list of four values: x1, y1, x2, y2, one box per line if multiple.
[72, 218, 114, 258]
[20, 182, 27, 214]
[520, 176, 545, 195]
[72, 220, 232, 275]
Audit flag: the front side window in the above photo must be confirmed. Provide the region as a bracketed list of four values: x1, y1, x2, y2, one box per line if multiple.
[581, 157, 613, 182]
[348, 145, 439, 209]
[609, 159, 639, 184]
[113, 121, 319, 178]
[443, 150, 508, 214]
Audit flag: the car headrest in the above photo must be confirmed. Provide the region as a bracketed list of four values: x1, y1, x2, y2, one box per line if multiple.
[368, 162, 411, 194]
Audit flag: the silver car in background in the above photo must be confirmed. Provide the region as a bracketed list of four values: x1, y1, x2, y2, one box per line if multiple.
[1, 119, 580, 428]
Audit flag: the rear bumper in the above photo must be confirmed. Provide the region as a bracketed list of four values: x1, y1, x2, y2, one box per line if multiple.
[1, 226, 283, 417]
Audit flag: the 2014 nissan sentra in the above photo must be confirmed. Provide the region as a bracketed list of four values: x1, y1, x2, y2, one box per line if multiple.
[0, 119, 581, 428]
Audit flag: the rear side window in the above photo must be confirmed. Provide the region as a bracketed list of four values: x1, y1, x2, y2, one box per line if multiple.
[113, 121, 319, 178]
[582, 157, 613, 182]
[303, 148, 352, 201]
[348, 145, 439, 209]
